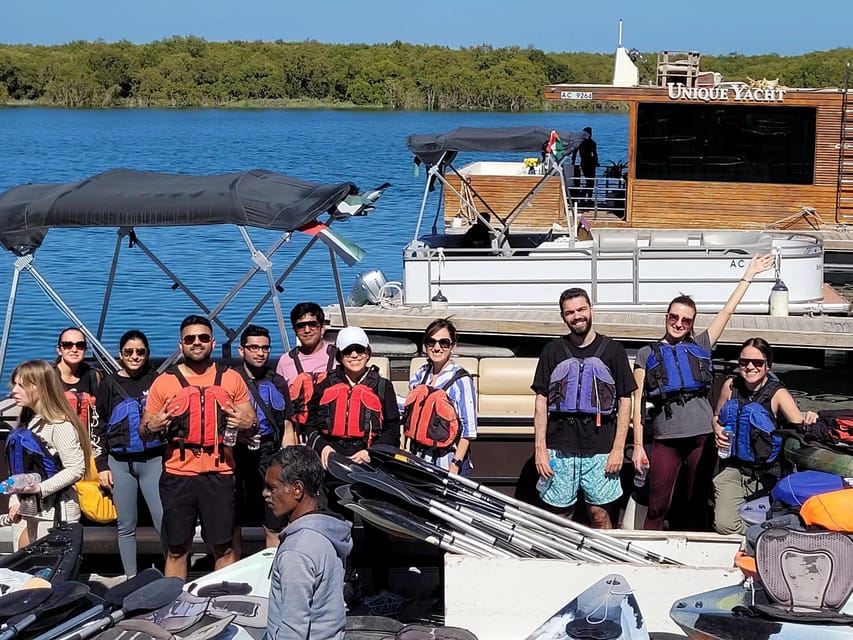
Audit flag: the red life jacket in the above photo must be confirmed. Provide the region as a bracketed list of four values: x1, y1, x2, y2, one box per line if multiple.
[318, 369, 383, 444]
[288, 345, 337, 426]
[64, 390, 97, 429]
[166, 365, 231, 460]
[403, 368, 471, 451]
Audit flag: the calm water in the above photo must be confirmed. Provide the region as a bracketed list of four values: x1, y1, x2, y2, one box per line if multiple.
[0, 109, 629, 381]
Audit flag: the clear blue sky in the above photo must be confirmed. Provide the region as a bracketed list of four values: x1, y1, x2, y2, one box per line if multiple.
[1, 1, 850, 56]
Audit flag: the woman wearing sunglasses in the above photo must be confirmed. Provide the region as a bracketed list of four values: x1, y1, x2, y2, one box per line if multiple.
[406, 319, 477, 474]
[304, 325, 401, 606]
[632, 253, 774, 530]
[711, 337, 817, 534]
[94, 330, 164, 578]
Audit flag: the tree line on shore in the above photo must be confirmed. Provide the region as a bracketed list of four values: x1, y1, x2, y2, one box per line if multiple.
[0, 37, 850, 110]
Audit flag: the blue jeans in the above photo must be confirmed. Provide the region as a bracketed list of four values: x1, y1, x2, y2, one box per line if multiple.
[109, 455, 164, 576]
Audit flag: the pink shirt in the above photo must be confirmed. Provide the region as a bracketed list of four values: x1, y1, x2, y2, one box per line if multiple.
[275, 343, 335, 384]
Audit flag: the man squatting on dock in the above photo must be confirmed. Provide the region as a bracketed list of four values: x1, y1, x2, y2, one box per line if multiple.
[533, 287, 637, 529]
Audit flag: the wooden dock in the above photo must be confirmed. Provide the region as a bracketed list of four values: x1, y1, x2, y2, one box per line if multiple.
[327, 304, 853, 351]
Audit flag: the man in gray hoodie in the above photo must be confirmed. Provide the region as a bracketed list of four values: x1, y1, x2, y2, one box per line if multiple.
[264, 446, 353, 640]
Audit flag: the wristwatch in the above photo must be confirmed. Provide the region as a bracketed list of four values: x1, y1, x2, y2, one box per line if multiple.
[451, 458, 463, 467]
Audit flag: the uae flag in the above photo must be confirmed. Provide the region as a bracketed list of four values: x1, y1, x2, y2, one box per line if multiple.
[298, 221, 366, 266]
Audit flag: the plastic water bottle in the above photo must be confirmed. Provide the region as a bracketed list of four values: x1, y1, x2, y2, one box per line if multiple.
[223, 427, 239, 447]
[0, 473, 42, 494]
[718, 425, 734, 459]
[633, 459, 650, 488]
[536, 460, 557, 495]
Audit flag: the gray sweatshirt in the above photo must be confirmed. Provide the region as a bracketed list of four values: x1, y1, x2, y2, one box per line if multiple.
[266, 511, 353, 640]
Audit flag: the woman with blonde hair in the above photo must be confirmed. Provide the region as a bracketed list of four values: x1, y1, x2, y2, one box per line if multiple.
[6, 359, 92, 544]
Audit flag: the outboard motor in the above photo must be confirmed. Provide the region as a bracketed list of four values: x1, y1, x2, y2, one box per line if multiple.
[347, 269, 388, 306]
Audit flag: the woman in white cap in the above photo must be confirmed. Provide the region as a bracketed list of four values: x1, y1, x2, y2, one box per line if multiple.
[304, 325, 401, 608]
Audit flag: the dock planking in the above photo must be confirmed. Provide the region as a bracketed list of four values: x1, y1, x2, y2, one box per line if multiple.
[327, 304, 853, 351]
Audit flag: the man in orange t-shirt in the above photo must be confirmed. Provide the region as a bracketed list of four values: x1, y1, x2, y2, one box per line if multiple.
[141, 315, 254, 580]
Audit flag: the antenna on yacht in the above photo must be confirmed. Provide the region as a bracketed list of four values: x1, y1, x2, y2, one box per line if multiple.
[431, 247, 449, 309]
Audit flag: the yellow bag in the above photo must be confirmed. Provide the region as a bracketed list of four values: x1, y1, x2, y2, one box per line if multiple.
[74, 477, 117, 524]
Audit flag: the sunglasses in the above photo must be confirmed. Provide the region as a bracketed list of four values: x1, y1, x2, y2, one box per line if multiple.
[59, 341, 87, 350]
[738, 358, 767, 368]
[341, 345, 367, 357]
[424, 338, 454, 350]
[242, 344, 271, 353]
[122, 347, 147, 357]
[294, 320, 321, 331]
[181, 333, 212, 345]
[666, 313, 694, 329]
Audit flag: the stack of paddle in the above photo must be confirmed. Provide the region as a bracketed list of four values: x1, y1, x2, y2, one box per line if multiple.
[0, 568, 183, 640]
[329, 445, 681, 565]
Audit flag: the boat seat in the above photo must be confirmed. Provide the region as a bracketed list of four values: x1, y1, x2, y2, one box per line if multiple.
[371, 356, 390, 379]
[649, 231, 691, 247]
[595, 233, 637, 252]
[477, 357, 536, 419]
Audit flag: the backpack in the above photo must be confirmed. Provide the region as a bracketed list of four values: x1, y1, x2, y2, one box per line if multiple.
[318, 367, 385, 444]
[547, 337, 616, 421]
[770, 470, 848, 509]
[104, 378, 161, 455]
[719, 379, 782, 466]
[644, 341, 713, 419]
[403, 368, 471, 451]
[166, 365, 231, 460]
[288, 345, 337, 427]
[5, 427, 62, 479]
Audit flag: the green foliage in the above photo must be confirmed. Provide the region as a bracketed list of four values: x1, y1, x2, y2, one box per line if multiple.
[0, 39, 849, 110]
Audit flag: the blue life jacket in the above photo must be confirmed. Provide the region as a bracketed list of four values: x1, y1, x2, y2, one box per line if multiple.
[719, 379, 783, 466]
[644, 341, 714, 419]
[5, 427, 62, 478]
[105, 378, 161, 455]
[252, 377, 288, 438]
[548, 337, 616, 418]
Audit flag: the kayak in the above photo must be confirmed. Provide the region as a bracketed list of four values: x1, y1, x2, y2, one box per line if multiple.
[524, 574, 649, 640]
[784, 438, 853, 477]
[0, 524, 83, 586]
[670, 584, 853, 640]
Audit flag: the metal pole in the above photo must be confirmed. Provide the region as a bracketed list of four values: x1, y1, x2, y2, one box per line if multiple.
[328, 246, 348, 327]
[96, 229, 126, 340]
[26, 262, 119, 373]
[0, 258, 24, 382]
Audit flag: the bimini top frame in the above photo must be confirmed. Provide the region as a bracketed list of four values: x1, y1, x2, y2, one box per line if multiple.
[405, 126, 587, 246]
[0, 168, 387, 379]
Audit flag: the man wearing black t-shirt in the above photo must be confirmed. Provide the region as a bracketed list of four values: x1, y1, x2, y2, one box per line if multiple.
[531, 288, 637, 528]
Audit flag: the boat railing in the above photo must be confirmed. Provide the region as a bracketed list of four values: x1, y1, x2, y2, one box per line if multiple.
[567, 174, 628, 220]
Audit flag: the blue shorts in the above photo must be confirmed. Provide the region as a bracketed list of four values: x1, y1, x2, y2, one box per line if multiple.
[539, 450, 622, 508]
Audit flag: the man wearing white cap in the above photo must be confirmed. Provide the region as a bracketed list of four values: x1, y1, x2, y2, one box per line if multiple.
[304, 325, 401, 608]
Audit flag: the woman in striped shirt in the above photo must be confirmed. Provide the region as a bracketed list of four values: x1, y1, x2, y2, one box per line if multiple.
[7, 359, 92, 545]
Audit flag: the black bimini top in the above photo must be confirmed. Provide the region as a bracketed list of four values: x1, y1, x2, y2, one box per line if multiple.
[406, 126, 587, 167]
[0, 168, 357, 255]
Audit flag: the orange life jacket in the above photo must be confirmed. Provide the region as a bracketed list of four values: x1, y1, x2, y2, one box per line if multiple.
[800, 487, 853, 532]
[64, 390, 97, 429]
[288, 345, 337, 426]
[403, 369, 470, 451]
[318, 369, 383, 444]
[166, 366, 231, 460]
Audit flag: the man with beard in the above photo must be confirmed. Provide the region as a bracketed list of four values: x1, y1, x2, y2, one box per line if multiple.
[532, 288, 636, 528]
[233, 324, 296, 554]
[140, 315, 254, 579]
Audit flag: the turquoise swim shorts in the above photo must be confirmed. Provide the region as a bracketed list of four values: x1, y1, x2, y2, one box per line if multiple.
[538, 450, 622, 508]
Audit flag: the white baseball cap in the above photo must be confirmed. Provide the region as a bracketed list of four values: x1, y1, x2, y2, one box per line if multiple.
[335, 326, 370, 350]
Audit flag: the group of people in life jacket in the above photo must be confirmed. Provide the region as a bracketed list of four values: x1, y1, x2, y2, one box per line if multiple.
[534, 253, 819, 534]
[1, 302, 478, 613]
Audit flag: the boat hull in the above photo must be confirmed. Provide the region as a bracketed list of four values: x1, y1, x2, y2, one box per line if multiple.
[670, 584, 853, 640]
[402, 229, 836, 314]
